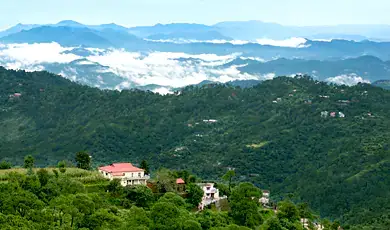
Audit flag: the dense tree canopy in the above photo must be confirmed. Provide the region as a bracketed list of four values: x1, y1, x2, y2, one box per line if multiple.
[0, 67, 389, 228]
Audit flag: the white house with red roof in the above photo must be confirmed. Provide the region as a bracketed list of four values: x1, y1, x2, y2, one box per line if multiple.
[98, 163, 150, 186]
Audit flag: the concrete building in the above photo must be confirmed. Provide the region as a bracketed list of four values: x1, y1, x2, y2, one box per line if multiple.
[98, 163, 150, 186]
[260, 190, 270, 206]
[197, 183, 221, 210]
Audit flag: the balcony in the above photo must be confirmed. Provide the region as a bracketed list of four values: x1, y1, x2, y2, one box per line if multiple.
[112, 174, 150, 180]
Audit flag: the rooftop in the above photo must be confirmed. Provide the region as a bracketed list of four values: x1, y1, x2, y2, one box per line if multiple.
[99, 163, 144, 173]
[176, 178, 185, 184]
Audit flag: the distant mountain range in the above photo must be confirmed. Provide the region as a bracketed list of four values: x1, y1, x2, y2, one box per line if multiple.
[1, 20, 390, 90]
[235, 55, 390, 82]
[2, 20, 390, 42]
[3, 25, 390, 61]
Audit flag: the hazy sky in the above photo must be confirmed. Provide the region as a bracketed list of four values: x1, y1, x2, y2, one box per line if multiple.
[1, 0, 390, 29]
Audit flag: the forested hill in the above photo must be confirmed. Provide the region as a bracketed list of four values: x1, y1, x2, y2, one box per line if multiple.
[1, 67, 390, 228]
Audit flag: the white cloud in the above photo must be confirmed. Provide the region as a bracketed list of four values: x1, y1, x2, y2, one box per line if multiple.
[144, 38, 250, 45]
[0, 43, 79, 64]
[240, 56, 266, 62]
[325, 74, 370, 86]
[0, 42, 80, 71]
[87, 50, 258, 88]
[255, 37, 308, 48]
[0, 42, 265, 89]
[76, 60, 94, 65]
[152, 87, 174, 95]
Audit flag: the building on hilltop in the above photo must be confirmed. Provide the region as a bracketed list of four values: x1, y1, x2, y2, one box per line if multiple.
[259, 190, 270, 206]
[98, 163, 150, 186]
[197, 182, 222, 210]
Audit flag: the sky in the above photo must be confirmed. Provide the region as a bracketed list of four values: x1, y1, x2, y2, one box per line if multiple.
[1, 0, 390, 30]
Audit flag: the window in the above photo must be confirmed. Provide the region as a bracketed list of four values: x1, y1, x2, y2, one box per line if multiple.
[138, 172, 141, 177]
[105, 173, 108, 176]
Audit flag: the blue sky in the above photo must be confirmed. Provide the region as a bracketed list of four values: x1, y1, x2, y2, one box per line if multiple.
[1, 0, 390, 30]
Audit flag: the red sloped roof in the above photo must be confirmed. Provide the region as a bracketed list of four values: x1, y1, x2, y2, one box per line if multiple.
[99, 163, 144, 173]
[176, 178, 185, 184]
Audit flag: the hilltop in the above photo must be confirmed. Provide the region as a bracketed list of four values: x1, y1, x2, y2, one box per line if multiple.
[0, 67, 390, 228]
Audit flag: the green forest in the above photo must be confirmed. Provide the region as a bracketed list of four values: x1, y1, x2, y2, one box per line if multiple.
[0, 155, 332, 230]
[0, 67, 390, 229]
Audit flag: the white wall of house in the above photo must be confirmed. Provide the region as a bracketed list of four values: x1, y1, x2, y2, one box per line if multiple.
[99, 170, 148, 186]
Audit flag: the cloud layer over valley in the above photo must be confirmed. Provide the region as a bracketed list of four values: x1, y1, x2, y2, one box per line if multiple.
[0, 42, 378, 92]
[0, 42, 265, 90]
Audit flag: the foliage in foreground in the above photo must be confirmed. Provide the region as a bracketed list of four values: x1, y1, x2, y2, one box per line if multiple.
[0, 167, 331, 230]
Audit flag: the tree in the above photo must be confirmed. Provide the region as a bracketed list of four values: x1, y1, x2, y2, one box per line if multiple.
[52, 169, 59, 178]
[155, 168, 177, 193]
[50, 195, 78, 227]
[121, 206, 152, 229]
[158, 192, 186, 208]
[37, 168, 50, 187]
[222, 170, 235, 192]
[107, 179, 124, 196]
[79, 208, 121, 230]
[58, 160, 67, 173]
[2, 190, 44, 217]
[151, 202, 180, 230]
[186, 183, 204, 207]
[140, 160, 150, 175]
[0, 160, 12, 169]
[75, 151, 91, 170]
[124, 185, 154, 208]
[229, 183, 263, 228]
[183, 220, 202, 230]
[23, 155, 35, 169]
[261, 217, 287, 230]
[277, 201, 300, 222]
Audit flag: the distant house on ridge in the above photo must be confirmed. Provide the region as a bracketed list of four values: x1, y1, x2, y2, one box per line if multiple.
[98, 163, 150, 186]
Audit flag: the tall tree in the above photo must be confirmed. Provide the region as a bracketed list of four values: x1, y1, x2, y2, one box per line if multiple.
[37, 168, 50, 187]
[58, 160, 67, 173]
[75, 151, 91, 170]
[140, 160, 150, 175]
[23, 155, 35, 169]
[124, 185, 154, 208]
[151, 202, 181, 230]
[222, 170, 235, 192]
[155, 168, 176, 193]
[186, 183, 204, 207]
[229, 182, 263, 228]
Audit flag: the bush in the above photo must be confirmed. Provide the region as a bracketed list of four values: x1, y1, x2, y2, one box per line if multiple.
[0, 161, 12, 169]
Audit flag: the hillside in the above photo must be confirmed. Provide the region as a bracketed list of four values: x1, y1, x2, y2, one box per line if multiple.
[0, 67, 390, 228]
[236, 55, 390, 82]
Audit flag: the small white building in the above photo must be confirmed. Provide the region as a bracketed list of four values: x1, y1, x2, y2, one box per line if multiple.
[259, 190, 270, 206]
[203, 119, 218, 123]
[197, 183, 221, 210]
[98, 163, 150, 187]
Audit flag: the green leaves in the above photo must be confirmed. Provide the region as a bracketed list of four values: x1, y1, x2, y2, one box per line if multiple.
[229, 183, 263, 228]
[23, 155, 34, 169]
[75, 151, 91, 170]
[186, 183, 204, 207]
